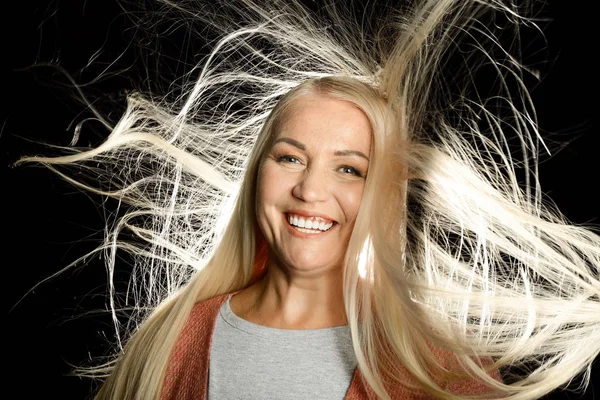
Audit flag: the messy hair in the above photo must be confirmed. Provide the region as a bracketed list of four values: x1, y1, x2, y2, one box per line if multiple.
[19, 1, 599, 399]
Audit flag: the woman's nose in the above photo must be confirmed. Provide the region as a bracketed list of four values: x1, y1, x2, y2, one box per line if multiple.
[292, 167, 330, 203]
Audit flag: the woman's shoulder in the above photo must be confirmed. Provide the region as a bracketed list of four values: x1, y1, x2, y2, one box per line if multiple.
[431, 344, 502, 396]
[192, 291, 233, 311]
[379, 341, 502, 398]
[186, 290, 240, 326]
[171, 290, 241, 350]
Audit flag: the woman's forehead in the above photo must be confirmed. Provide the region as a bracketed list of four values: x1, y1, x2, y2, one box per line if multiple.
[272, 95, 372, 152]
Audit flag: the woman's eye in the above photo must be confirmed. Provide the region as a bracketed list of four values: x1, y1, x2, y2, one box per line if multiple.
[338, 166, 363, 177]
[277, 155, 301, 164]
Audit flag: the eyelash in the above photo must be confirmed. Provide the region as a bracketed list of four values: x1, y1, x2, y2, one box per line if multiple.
[276, 155, 301, 164]
[338, 166, 363, 177]
[276, 155, 364, 178]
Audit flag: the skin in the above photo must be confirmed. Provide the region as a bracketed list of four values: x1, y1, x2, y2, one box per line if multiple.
[230, 94, 372, 329]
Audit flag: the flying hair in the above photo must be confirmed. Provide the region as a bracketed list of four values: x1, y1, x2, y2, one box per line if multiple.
[17, 0, 600, 399]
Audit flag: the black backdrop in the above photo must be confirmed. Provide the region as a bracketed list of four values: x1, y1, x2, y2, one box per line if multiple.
[4, 1, 597, 399]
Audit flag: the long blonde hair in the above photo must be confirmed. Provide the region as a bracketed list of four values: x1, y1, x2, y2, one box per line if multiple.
[18, 0, 599, 399]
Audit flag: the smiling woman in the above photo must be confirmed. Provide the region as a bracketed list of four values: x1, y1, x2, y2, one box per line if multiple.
[256, 94, 372, 281]
[14, 0, 600, 399]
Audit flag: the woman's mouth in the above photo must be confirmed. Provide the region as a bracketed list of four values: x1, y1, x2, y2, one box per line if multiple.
[286, 213, 335, 234]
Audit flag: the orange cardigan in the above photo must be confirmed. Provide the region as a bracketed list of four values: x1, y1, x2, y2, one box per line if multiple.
[162, 292, 501, 399]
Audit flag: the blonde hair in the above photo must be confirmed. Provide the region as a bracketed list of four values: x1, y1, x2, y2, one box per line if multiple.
[18, 0, 600, 399]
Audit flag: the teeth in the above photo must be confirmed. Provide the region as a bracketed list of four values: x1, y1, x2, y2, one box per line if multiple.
[287, 214, 334, 232]
[295, 227, 323, 234]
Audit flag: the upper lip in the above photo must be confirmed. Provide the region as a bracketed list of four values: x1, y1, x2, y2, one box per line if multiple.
[286, 210, 337, 224]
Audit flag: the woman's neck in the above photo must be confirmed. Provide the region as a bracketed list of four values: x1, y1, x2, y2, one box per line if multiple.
[229, 265, 348, 329]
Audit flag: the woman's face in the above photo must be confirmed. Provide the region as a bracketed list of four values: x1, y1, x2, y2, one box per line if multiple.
[255, 94, 372, 275]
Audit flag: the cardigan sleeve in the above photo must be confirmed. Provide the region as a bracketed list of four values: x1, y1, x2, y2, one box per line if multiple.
[441, 355, 503, 398]
[346, 351, 503, 399]
[161, 294, 231, 400]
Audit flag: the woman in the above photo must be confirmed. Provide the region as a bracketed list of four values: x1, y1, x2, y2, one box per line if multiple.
[17, 0, 600, 399]
[156, 78, 504, 399]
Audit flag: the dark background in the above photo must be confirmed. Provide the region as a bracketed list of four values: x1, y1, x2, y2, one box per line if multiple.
[4, 0, 597, 399]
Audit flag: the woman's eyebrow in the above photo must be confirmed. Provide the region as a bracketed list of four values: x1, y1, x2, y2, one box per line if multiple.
[274, 137, 369, 161]
[274, 137, 305, 150]
[334, 149, 369, 161]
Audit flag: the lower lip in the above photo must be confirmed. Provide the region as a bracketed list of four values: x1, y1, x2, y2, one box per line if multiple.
[283, 215, 335, 239]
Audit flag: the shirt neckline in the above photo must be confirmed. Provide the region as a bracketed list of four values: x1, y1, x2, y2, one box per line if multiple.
[220, 294, 352, 340]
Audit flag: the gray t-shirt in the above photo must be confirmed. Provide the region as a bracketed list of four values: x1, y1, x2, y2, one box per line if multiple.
[208, 296, 358, 399]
